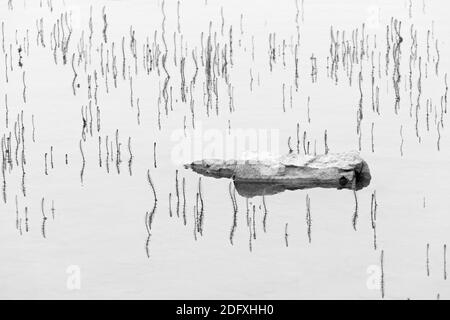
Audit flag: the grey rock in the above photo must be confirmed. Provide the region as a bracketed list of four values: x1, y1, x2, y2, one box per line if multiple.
[184, 151, 371, 197]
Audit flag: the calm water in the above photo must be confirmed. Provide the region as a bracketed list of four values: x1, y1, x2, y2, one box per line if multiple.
[0, 0, 449, 299]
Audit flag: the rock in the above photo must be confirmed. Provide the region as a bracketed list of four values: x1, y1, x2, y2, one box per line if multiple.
[184, 151, 371, 197]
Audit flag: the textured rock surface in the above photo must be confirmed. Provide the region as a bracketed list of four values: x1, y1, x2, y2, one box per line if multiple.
[185, 151, 371, 196]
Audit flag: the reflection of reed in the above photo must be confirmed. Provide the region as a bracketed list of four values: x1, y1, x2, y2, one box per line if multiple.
[147, 169, 157, 201]
[127, 137, 133, 176]
[252, 205, 256, 240]
[175, 170, 180, 217]
[168, 193, 172, 217]
[44, 153, 48, 175]
[79, 140, 85, 184]
[51, 200, 55, 220]
[145, 200, 157, 259]
[41, 197, 47, 239]
[105, 136, 110, 173]
[102, 6, 108, 44]
[284, 223, 289, 247]
[229, 182, 238, 245]
[50, 146, 54, 169]
[22, 71, 26, 103]
[370, 191, 378, 250]
[31, 114, 35, 143]
[247, 207, 252, 252]
[98, 136, 102, 168]
[193, 203, 198, 241]
[145, 169, 158, 258]
[352, 186, 358, 231]
[262, 195, 268, 233]
[153, 142, 157, 168]
[24, 206, 29, 232]
[197, 178, 204, 236]
[115, 129, 121, 174]
[15, 195, 19, 231]
[306, 194, 311, 243]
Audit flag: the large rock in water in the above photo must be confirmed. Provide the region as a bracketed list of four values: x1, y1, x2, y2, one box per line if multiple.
[184, 151, 371, 197]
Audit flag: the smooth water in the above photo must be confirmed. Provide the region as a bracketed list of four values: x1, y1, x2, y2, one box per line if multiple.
[0, 0, 449, 299]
